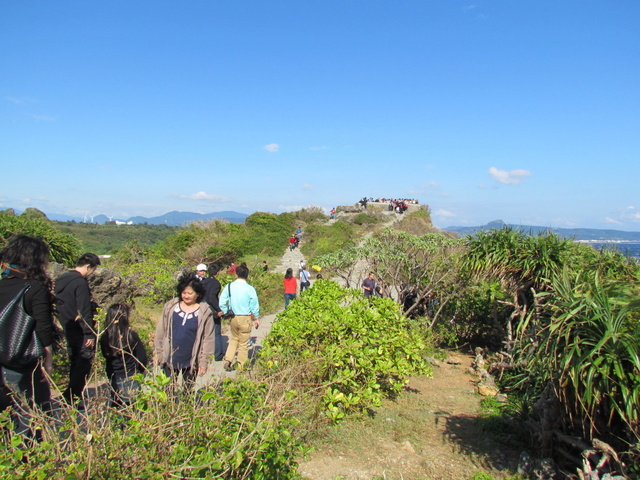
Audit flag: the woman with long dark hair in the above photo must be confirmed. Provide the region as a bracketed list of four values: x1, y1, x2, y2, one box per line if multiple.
[283, 268, 297, 308]
[99, 303, 148, 407]
[0, 235, 55, 436]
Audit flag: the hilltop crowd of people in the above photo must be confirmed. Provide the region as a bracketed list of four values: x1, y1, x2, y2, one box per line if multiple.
[358, 197, 418, 213]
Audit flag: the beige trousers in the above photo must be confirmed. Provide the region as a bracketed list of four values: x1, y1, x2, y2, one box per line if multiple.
[224, 315, 252, 368]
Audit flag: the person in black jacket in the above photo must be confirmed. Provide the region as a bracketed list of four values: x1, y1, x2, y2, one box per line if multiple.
[99, 304, 148, 408]
[200, 263, 224, 361]
[54, 252, 101, 404]
[0, 235, 55, 436]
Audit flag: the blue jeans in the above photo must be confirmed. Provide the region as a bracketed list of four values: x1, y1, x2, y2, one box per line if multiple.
[284, 293, 297, 307]
[109, 376, 141, 408]
[0, 364, 50, 437]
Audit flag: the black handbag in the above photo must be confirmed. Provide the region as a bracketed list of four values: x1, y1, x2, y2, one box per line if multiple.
[0, 284, 44, 368]
[222, 283, 235, 320]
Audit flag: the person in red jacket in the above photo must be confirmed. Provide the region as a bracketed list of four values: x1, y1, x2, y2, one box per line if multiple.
[283, 268, 297, 308]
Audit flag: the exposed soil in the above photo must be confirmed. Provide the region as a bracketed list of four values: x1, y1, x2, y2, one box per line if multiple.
[298, 350, 523, 480]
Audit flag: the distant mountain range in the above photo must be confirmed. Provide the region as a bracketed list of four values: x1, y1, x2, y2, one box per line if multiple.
[47, 210, 248, 226]
[444, 220, 640, 241]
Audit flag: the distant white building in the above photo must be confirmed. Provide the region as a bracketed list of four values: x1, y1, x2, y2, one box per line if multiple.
[115, 220, 134, 225]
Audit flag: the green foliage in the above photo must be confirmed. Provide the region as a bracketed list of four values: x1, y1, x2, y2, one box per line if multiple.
[352, 212, 382, 225]
[313, 246, 363, 288]
[516, 269, 640, 441]
[394, 206, 439, 236]
[0, 374, 305, 479]
[289, 206, 327, 224]
[245, 211, 295, 256]
[258, 280, 433, 423]
[300, 221, 359, 261]
[114, 251, 180, 303]
[362, 229, 466, 324]
[53, 222, 177, 255]
[477, 397, 528, 446]
[437, 281, 512, 347]
[0, 210, 81, 265]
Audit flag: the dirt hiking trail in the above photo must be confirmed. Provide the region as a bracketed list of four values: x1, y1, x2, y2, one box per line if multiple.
[299, 350, 521, 479]
[202, 243, 522, 479]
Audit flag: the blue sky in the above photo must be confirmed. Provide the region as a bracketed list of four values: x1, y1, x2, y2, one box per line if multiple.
[2, 1, 639, 230]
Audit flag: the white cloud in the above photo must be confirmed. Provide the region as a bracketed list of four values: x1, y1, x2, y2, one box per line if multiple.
[619, 206, 640, 222]
[434, 209, 456, 218]
[263, 143, 279, 153]
[488, 167, 532, 185]
[176, 191, 229, 201]
[303, 183, 315, 190]
[605, 217, 624, 225]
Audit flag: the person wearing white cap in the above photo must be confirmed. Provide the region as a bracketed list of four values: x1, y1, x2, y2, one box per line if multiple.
[194, 263, 225, 360]
[195, 264, 208, 279]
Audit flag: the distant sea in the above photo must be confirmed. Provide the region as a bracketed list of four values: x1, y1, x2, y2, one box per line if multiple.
[577, 241, 640, 260]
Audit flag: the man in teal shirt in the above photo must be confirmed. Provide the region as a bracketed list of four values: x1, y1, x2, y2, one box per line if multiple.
[220, 265, 260, 371]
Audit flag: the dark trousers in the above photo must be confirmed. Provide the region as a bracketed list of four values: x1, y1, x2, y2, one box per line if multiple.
[0, 363, 51, 437]
[63, 325, 95, 403]
[162, 365, 196, 397]
[214, 319, 224, 361]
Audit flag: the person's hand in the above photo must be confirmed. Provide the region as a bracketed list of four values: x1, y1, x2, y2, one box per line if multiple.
[198, 366, 207, 376]
[43, 346, 54, 375]
[254, 319, 260, 329]
[84, 337, 95, 348]
[217, 311, 223, 317]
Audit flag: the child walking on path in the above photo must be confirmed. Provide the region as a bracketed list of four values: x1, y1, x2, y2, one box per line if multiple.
[100, 304, 148, 408]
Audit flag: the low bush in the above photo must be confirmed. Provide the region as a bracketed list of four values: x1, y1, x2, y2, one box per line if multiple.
[258, 280, 433, 423]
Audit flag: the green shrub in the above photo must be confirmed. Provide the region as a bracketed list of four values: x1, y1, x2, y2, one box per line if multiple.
[258, 280, 433, 423]
[517, 269, 640, 441]
[115, 252, 180, 304]
[0, 375, 305, 479]
[300, 221, 359, 260]
[0, 209, 81, 265]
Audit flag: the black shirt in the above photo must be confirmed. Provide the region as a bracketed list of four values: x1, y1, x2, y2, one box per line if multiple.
[100, 330, 148, 379]
[0, 277, 55, 347]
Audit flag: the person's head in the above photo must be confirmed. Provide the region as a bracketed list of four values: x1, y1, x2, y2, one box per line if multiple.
[208, 262, 221, 277]
[176, 277, 204, 305]
[0, 234, 51, 285]
[76, 253, 101, 277]
[285, 268, 293, 279]
[240, 262, 247, 268]
[316, 273, 323, 279]
[100, 303, 132, 357]
[368, 272, 375, 279]
[236, 265, 249, 279]
[195, 263, 208, 278]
